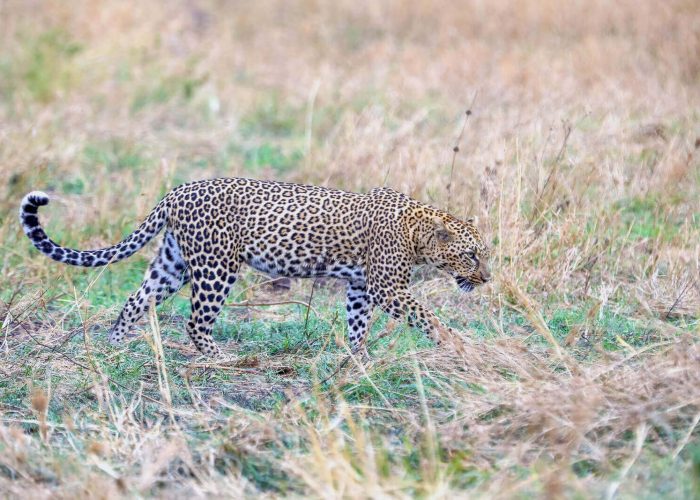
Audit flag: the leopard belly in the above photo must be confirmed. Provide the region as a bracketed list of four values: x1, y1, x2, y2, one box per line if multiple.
[246, 253, 365, 281]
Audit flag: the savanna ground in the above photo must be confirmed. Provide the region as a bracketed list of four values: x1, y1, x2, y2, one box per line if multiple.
[1, 0, 700, 497]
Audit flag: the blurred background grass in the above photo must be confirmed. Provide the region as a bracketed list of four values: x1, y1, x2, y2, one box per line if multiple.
[1, 0, 699, 497]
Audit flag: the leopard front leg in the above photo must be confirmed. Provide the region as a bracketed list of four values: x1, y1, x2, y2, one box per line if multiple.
[371, 289, 450, 345]
[346, 281, 371, 356]
[364, 221, 455, 347]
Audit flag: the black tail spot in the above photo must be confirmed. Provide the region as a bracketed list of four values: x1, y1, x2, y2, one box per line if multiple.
[29, 194, 49, 206]
[28, 227, 46, 241]
[22, 214, 39, 227]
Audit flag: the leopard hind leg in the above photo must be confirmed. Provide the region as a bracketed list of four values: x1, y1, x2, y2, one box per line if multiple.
[109, 231, 189, 344]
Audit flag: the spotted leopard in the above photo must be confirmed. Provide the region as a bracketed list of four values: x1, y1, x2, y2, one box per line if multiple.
[20, 178, 491, 356]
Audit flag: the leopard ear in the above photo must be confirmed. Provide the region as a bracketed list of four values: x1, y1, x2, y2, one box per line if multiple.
[432, 218, 453, 243]
[466, 215, 478, 225]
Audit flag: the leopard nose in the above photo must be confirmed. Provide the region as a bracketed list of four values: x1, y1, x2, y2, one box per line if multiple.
[480, 266, 491, 283]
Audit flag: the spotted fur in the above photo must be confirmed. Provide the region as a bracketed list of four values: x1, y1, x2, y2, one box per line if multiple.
[20, 178, 490, 356]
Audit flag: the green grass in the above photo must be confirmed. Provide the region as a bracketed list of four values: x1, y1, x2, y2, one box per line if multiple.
[130, 64, 206, 113]
[243, 143, 303, 175]
[616, 196, 681, 242]
[18, 29, 82, 102]
[240, 94, 304, 139]
[83, 139, 147, 172]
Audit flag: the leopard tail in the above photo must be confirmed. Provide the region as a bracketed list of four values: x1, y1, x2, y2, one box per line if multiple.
[19, 191, 168, 267]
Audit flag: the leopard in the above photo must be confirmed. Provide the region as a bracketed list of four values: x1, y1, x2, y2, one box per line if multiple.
[19, 177, 491, 357]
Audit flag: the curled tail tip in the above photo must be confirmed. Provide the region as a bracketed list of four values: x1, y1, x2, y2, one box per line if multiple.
[22, 191, 50, 207]
[20, 191, 50, 236]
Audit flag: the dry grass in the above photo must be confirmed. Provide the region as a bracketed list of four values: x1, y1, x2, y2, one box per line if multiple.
[1, 0, 699, 497]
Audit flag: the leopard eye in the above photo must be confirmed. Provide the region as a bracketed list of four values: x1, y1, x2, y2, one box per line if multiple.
[466, 250, 476, 260]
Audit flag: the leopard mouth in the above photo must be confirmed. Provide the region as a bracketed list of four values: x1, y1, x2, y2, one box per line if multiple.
[456, 276, 475, 293]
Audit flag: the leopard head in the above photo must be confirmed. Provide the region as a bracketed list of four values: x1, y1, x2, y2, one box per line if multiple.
[421, 214, 491, 293]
